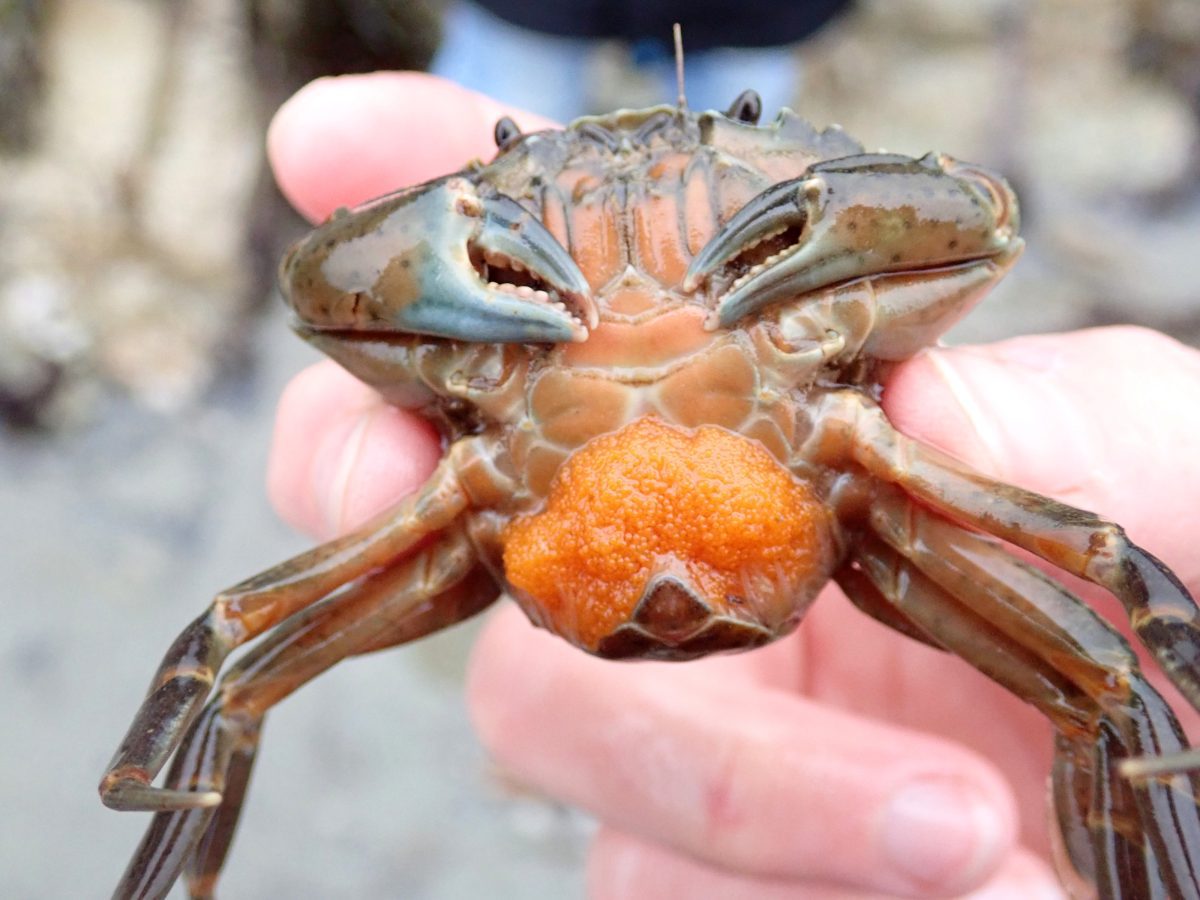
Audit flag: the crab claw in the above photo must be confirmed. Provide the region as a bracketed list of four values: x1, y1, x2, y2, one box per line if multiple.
[282, 176, 596, 344]
[684, 153, 1020, 328]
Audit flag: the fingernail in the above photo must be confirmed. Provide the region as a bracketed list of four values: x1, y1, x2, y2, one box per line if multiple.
[880, 776, 1006, 890]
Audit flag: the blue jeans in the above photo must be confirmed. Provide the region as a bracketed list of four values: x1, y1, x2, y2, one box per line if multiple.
[431, 2, 804, 124]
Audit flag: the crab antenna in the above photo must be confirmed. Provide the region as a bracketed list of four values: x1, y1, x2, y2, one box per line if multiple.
[673, 23, 687, 110]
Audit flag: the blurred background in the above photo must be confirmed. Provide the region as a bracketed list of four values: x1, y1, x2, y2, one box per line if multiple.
[2, 0, 1199, 896]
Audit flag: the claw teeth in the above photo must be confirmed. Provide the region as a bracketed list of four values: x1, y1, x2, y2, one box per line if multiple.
[729, 243, 795, 292]
[470, 243, 590, 328]
[706, 223, 804, 295]
[483, 249, 528, 276]
[489, 281, 558, 303]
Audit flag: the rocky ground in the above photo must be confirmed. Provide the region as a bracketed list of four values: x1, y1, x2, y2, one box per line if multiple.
[3, 0, 1199, 897]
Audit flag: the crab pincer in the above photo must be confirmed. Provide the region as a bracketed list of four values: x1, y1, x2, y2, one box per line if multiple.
[282, 176, 596, 345]
[685, 153, 1022, 352]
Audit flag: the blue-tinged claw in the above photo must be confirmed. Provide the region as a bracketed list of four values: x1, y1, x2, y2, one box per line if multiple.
[684, 153, 1020, 328]
[682, 175, 821, 301]
[281, 176, 596, 344]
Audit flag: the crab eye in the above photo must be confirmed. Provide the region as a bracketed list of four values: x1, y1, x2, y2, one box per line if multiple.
[726, 89, 762, 125]
[494, 116, 522, 149]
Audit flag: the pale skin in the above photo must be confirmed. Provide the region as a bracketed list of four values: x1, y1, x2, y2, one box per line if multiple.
[267, 73, 1200, 899]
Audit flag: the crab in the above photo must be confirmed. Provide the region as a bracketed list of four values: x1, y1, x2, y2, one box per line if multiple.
[100, 89, 1200, 899]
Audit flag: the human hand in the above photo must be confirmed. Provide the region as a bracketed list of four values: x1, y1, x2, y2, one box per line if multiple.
[267, 72, 1200, 899]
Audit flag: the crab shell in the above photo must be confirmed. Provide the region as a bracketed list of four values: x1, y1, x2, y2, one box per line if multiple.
[280, 102, 1021, 660]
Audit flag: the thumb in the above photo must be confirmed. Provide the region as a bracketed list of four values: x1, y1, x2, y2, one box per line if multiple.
[882, 325, 1200, 589]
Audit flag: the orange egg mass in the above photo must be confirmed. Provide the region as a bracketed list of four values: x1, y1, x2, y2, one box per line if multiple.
[502, 417, 833, 650]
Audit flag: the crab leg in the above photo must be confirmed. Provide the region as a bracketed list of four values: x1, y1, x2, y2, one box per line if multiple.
[1052, 726, 1174, 898]
[841, 555, 1155, 897]
[816, 391, 1200, 716]
[113, 527, 496, 900]
[100, 435, 496, 813]
[836, 492, 1200, 898]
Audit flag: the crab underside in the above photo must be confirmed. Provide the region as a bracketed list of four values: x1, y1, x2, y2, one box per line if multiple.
[102, 92, 1200, 899]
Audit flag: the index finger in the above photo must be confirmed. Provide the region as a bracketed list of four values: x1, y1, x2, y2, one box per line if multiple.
[267, 72, 554, 222]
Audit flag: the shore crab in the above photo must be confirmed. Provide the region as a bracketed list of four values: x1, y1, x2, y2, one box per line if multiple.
[101, 89, 1200, 898]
